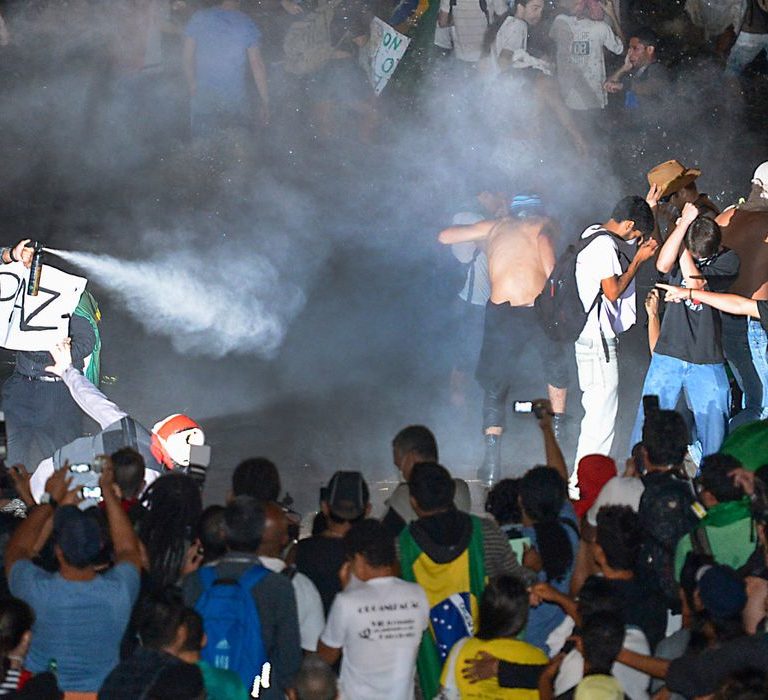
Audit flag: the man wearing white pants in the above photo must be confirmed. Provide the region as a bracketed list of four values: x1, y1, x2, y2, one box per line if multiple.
[571, 196, 658, 497]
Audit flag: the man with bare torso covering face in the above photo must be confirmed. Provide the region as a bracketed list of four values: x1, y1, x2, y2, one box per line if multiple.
[438, 195, 568, 484]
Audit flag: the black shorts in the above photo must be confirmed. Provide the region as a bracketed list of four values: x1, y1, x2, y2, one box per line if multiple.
[476, 301, 570, 391]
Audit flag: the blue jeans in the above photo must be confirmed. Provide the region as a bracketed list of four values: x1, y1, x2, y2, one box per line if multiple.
[629, 353, 730, 460]
[748, 317, 768, 415]
[722, 313, 767, 428]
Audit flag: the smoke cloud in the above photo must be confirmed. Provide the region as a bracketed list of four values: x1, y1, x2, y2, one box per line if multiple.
[47, 247, 305, 358]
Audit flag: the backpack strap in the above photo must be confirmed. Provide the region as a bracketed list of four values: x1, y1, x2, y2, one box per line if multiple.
[198, 565, 218, 591]
[465, 246, 482, 305]
[579, 228, 622, 363]
[239, 564, 270, 590]
[448, 0, 490, 25]
[198, 562, 269, 591]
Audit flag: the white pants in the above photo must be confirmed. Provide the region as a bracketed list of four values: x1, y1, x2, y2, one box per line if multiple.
[572, 334, 619, 489]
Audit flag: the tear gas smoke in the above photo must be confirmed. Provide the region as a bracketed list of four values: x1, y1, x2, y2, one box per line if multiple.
[46, 247, 305, 359]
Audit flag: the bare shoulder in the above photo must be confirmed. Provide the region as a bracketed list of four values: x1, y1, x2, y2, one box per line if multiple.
[715, 206, 737, 228]
[536, 216, 560, 240]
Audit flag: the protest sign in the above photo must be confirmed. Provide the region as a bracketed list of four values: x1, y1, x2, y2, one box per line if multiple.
[367, 17, 410, 95]
[0, 262, 86, 351]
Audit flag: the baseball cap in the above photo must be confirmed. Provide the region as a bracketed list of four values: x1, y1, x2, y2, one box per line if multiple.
[325, 471, 369, 521]
[53, 505, 103, 568]
[752, 161, 768, 189]
[575, 674, 624, 699]
[696, 564, 747, 620]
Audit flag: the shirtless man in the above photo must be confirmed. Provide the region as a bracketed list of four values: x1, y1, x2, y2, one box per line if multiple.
[714, 161, 768, 427]
[438, 194, 567, 484]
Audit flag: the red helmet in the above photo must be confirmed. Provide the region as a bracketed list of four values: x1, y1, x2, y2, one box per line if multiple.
[150, 414, 205, 469]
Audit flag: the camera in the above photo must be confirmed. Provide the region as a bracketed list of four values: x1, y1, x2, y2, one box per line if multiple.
[642, 394, 660, 418]
[514, 400, 548, 420]
[80, 486, 102, 501]
[64, 459, 103, 507]
[69, 463, 91, 474]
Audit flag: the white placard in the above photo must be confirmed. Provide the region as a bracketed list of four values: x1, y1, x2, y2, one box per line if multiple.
[0, 262, 87, 351]
[367, 17, 411, 96]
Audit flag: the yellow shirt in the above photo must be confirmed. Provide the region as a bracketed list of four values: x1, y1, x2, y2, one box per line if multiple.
[439, 636, 548, 699]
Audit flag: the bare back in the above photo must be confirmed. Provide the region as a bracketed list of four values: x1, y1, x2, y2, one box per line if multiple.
[720, 209, 768, 300]
[486, 216, 556, 305]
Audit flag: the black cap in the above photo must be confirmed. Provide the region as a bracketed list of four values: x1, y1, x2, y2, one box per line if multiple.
[325, 471, 368, 520]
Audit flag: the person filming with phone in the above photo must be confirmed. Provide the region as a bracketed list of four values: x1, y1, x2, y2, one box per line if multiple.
[4, 460, 143, 694]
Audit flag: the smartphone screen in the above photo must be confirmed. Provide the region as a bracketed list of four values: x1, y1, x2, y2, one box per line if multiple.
[81, 486, 102, 500]
[513, 401, 533, 413]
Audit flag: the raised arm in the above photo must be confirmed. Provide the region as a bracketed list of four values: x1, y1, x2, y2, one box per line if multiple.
[601, 237, 658, 302]
[438, 220, 496, 245]
[46, 340, 127, 429]
[656, 203, 698, 274]
[657, 285, 760, 319]
[5, 469, 76, 577]
[535, 399, 568, 483]
[1, 240, 34, 267]
[101, 461, 143, 571]
[602, 0, 625, 45]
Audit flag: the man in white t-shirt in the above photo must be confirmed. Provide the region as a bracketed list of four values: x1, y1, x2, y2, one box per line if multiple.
[438, 0, 506, 63]
[318, 520, 429, 700]
[549, 0, 623, 111]
[572, 196, 657, 495]
[491, 0, 551, 73]
[258, 502, 325, 652]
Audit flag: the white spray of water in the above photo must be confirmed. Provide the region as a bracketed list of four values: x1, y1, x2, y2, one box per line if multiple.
[46, 248, 306, 359]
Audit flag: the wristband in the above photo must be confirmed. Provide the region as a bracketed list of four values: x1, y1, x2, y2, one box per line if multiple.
[688, 289, 692, 301]
[9, 247, 17, 263]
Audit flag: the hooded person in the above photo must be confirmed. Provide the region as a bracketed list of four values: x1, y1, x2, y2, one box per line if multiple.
[29, 338, 210, 503]
[573, 454, 617, 520]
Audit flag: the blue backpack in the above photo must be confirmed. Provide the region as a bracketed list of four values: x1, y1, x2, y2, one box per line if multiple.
[195, 563, 270, 690]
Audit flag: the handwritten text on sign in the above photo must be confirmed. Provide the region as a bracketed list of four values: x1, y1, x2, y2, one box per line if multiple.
[368, 18, 410, 95]
[0, 262, 86, 351]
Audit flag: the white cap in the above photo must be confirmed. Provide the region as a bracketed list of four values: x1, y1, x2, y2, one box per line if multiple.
[752, 161, 768, 190]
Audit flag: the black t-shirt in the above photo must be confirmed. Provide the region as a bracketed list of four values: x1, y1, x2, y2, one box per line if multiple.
[625, 61, 671, 117]
[605, 577, 667, 650]
[295, 535, 346, 615]
[653, 248, 740, 364]
[758, 299, 768, 332]
[666, 633, 768, 697]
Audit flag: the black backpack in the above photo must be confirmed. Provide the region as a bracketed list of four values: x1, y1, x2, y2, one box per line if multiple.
[637, 472, 700, 609]
[534, 228, 620, 347]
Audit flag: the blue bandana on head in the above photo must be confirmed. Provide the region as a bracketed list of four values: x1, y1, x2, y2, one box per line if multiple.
[509, 194, 543, 217]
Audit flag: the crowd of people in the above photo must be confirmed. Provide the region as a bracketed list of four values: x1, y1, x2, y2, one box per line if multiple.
[0, 0, 764, 153]
[0, 0, 766, 698]
[1, 375, 768, 698]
